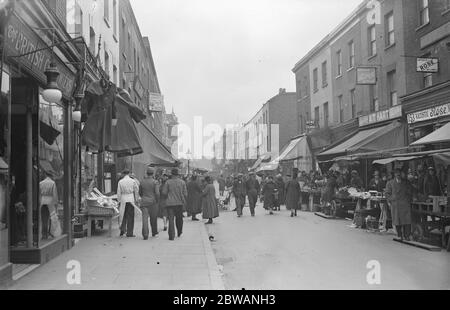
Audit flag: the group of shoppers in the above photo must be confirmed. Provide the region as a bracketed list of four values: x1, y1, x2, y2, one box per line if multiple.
[117, 167, 220, 241]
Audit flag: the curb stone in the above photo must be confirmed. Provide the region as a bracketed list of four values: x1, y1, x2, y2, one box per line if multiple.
[200, 224, 225, 290]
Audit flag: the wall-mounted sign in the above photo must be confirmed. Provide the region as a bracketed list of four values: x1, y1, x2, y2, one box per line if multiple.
[149, 93, 164, 112]
[356, 67, 377, 85]
[416, 57, 439, 73]
[4, 14, 76, 99]
[359, 105, 402, 127]
[407, 103, 450, 124]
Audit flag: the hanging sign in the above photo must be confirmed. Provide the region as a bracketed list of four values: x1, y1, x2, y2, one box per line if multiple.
[416, 57, 439, 73]
[149, 92, 164, 112]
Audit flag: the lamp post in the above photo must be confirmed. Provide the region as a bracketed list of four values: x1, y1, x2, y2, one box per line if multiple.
[186, 149, 192, 176]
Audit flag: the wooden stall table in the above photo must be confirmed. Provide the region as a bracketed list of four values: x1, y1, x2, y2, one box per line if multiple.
[411, 197, 450, 251]
[86, 206, 119, 238]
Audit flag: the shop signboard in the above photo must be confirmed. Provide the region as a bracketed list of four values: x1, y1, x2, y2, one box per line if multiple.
[4, 14, 76, 99]
[149, 92, 164, 112]
[407, 103, 450, 124]
[416, 57, 439, 73]
[356, 67, 377, 85]
[359, 105, 402, 127]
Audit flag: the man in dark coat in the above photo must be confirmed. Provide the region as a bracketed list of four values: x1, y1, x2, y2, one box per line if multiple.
[385, 169, 413, 241]
[262, 176, 276, 215]
[139, 167, 160, 239]
[274, 174, 285, 211]
[245, 172, 260, 217]
[186, 175, 203, 221]
[368, 170, 386, 193]
[350, 170, 364, 190]
[217, 175, 226, 196]
[423, 166, 443, 198]
[285, 173, 301, 217]
[233, 174, 246, 217]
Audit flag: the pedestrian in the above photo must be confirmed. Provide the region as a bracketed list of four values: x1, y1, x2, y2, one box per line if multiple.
[321, 171, 338, 212]
[385, 168, 413, 241]
[423, 166, 443, 198]
[186, 175, 202, 221]
[262, 176, 276, 215]
[202, 176, 219, 224]
[285, 172, 301, 217]
[163, 168, 187, 241]
[158, 173, 169, 231]
[274, 174, 285, 211]
[233, 173, 246, 217]
[117, 169, 141, 238]
[245, 172, 260, 217]
[368, 170, 386, 193]
[139, 167, 160, 240]
[217, 174, 226, 197]
[350, 170, 364, 191]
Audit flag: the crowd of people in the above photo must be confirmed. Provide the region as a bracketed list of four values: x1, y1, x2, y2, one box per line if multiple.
[111, 162, 447, 242]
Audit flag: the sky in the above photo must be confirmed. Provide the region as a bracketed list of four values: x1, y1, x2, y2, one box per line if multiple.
[131, 0, 362, 151]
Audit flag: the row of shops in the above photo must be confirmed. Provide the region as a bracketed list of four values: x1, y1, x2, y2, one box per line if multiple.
[250, 80, 450, 250]
[0, 2, 177, 285]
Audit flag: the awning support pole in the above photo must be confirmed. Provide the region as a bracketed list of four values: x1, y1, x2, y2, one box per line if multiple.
[26, 106, 33, 248]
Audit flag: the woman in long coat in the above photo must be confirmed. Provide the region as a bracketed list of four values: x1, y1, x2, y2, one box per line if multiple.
[186, 175, 203, 221]
[202, 176, 219, 224]
[275, 175, 285, 211]
[285, 174, 301, 217]
[385, 169, 413, 240]
[262, 176, 276, 215]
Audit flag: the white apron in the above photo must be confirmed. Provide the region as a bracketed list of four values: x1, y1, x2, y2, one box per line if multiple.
[118, 193, 142, 224]
[40, 196, 62, 239]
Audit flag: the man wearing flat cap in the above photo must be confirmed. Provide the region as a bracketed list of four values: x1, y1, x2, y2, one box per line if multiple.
[139, 167, 160, 239]
[163, 168, 187, 240]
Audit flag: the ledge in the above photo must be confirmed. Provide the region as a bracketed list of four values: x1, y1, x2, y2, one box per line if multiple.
[385, 43, 396, 51]
[416, 22, 430, 32]
[347, 66, 355, 72]
[442, 9, 450, 16]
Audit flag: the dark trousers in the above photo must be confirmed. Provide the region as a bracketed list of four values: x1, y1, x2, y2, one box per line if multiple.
[167, 205, 183, 240]
[120, 203, 135, 236]
[248, 191, 257, 216]
[236, 196, 245, 216]
[396, 225, 411, 239]
[41, 205, 50, 239]
[142, 204, 159, 238]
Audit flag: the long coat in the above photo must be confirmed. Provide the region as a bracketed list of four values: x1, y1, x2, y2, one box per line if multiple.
[262, 180, 276, 210]
[285, 179, 300, 210]
[202, 184, 219, 219]
[186, 180, 202, 215]
[385, 179, 412, 226]
[275, 178, 286, 205]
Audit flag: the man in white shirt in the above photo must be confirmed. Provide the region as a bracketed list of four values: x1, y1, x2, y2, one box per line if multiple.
[117, 169, 140, 237]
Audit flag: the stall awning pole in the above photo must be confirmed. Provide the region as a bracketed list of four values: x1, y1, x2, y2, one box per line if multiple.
[26, 106, 33, 248]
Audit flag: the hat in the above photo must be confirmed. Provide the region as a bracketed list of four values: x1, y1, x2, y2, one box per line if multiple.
[428, 166, 435, 170]
[122, 169, 130, 175]
[146, 167, 155, 176]
[171, 168, 179, 176]
[351, 170, 358, 175]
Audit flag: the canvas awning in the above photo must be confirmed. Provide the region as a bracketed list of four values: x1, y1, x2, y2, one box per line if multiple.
[249, 154, 271, 171]
[256, 162, 279, 172]
[276, 136, 310, 162]
[411, 122, 450, 146]
[319, 121, 405, 158]
[372, 156, 422, 165]
[0, 157, 8, 174]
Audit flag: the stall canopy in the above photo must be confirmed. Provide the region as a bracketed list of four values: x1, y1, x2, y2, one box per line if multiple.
[256, 161, 278, 172]
[319, 121, 405, 159]
[249, 154, 271, 171]
[372, 156, 422, 165]
[411, 122, 450, 146]
[0, 157, 8, 174]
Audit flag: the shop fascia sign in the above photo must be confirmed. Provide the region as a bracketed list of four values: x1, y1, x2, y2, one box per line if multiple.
[359, 105, 402, 127]
[356, 67, 377, 85]
[416, 57, 439, 73]
[4, 14, 76, 98]
[149, 92, 164, 112]
[407, 102, 450, 124]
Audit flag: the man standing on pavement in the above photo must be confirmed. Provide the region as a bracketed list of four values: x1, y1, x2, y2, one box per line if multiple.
[385, 168, 413, 241]
[245, 172, 260, 217]
[139, 167, 160, 240]
[117, 169, 140, 238]
[186, 175, 202, 221]
[217, 174, 226, 197]
[233, 174, 246, 217]
[163, 168, 188, 240]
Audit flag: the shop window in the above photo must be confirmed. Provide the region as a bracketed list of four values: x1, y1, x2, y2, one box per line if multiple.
[418, 0, 429, 27]
[424, 72, 433, 88]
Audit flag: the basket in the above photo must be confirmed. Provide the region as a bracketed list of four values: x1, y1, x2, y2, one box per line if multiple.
[87, 205, 116, 216]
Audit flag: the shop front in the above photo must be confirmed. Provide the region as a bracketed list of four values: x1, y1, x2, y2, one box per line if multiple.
[0, 3, 81, 280]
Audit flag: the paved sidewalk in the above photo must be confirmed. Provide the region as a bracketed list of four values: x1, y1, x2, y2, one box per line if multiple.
[6, 217, 225, 290]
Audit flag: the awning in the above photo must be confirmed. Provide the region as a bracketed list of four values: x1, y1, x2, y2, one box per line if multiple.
[411, 122, 450, 146]
[0, 157, 8, 174]
[277, 136, 311, 162]
[256, 162, 279, 172]
[319, 121, 405, 158]
[431, 152, 450, 166]
[373, 156, 422, 165]
[249, 154, 271, 171]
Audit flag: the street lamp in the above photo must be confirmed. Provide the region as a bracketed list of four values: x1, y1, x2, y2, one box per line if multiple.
[42, 62, 63, 103]
[186, 149, 192, 175]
